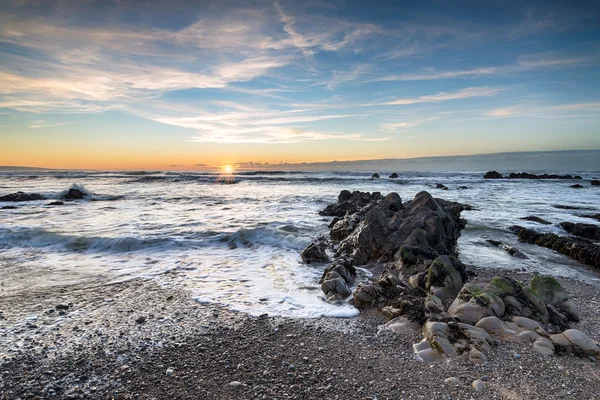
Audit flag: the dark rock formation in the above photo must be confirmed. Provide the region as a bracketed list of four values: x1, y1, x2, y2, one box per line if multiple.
[300, 238, 329, 264]
[486, 239, 528, 259]
[509, 225, 600, 269]
[570, 184, 584, 189]
[520, 216, 552, 225]
[483, 171, 503, 179]
[47, 201, 64, 206]
[0, 192, 45, 202]
[389, 173, 399, 179]
[1, 205, 17, 209]
[319, 190, 383, 217]
[508, 172, 582, 180]
[435, 183, 449, 190]
[591, 180, 600, 186]
[64, 188, 86, 200]
[559, 222, 600, 241]
[371, 173, 380, 179]
[553, 204, 587, 210]
[457, 186, 469, 190]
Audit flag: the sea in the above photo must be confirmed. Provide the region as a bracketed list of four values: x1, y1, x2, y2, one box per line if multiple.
[1, 170, 599, 318]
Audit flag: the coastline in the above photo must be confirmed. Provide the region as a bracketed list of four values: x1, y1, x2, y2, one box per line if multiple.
[1, 266, 599, 399]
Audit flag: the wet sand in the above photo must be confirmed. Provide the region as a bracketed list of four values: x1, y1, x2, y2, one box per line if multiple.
[1, 267, 599, 400]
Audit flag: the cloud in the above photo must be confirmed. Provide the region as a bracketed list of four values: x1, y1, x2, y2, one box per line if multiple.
[517, 54, 597, 69]
[370, 86, 503, 106]
[373, 67, 498, 82]
[28, 121, 75, 128]
[485, 102, 600, 119]
[380, 117, 439, 131]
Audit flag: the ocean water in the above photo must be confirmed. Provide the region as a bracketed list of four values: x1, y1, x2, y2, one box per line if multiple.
[1, 170, 599, 318]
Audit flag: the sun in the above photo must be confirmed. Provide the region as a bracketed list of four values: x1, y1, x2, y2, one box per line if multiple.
[223, 164, 234, 174]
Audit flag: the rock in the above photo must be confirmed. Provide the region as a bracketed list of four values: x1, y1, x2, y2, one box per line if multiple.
[300, 240, 329, 264]
[486, 239, 527, 258]
[591, 180, 600, 186]
[435, 183, 448, 190]
[47, 201, 64, 206]
[531, 275, 579, 322]
[570, 184, 584, 188]
[559, 222, 600, 241]
[508, 172, 581, 180]
[475, 317, 517, 341]
[509, 225, 600, 269]
[520, 216, 552, 225]
[511, 316, 547, 335]
[389, 173, 399, 179]
[484, 171, 503, 179]
[422, 321, 457, 358]
[228, 381, 243, 387]
[550, 329, 600, 356]
[533, 338, 554, 356]
[444, 377, 460, 385]
[320, 259, 355, 300]
[135, 316, 146, 324]
[581, 213, 600, 222]
[425, 255, 467, 300]
[457, 186, 469, 190]
[472, 379, 485, 391]
[55, 304, 70, 310]
[371, 173, 380, 179]
[454, 323, 493, 353]
[319, 191, 383, 217]
[1, 205, 17, 209]
[380, 192, 403, 212]
[165, 367, 174, 377]
[448, 284, 505, 324]
[64, 188, 86, 199]
[469, 347, 488, 364]
[378, 316, 420, 335]
[0, 191, 46, 202]
[424, 294, 444, 313]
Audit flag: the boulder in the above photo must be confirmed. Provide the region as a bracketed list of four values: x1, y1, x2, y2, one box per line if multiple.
[423, 321, 456, 358]
[371, 173, 380, 179]
[448, 283, 505, 324]
[0, 191, 46, 202]
[300, 240, 329, 264]
[425, 255, 467, 300]
[475, 317, 517, 341]
[389, 173, 399, 179]
[570, 184, 584, 189]
[435, 183, 449, 190]
[64, 188, 86, 199]
[550, 329, 600, 356]
[531, 276, 579, 322]
[47, 201, 64, 206]
[591, 180, 600, 186]
[484, 171, 503, 179]
[320, 259, 355, 300]
[1, 205, 17, 209]
[508, 172, 581, 180]
[533, 337, 554, 356]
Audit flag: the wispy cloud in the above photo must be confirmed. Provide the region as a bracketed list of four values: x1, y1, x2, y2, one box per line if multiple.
[372, 67, 498, 82]
[369, 86, 503, 106]
[380, 116, 439, 131]
[28, 121, 76, 129]
[486, 102, 600, 119]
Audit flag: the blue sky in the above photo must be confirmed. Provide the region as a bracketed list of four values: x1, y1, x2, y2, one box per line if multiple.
[0, 0, 599, 168]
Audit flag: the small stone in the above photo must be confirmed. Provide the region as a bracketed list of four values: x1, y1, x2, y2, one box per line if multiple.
[444, 377, 460, 385]
[514, 353, 521, 359]
[135, 316, 146, 324]
[590, 356, 597, 363]
[228, 381, 242, 387]
[55, 304, 70, 310]
[472, 379, 485, 392]
[166, 367, 174, 377]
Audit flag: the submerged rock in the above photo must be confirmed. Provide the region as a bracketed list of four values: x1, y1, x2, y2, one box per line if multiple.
[591, 180, 600, 186]
[508, 172, 582, 180]
[1, 205, 17, 209]
[0, 191, 46, 202]
[570, 184, 584, 189]
[483, 171, 503, 179]
[47, 201, 64, 206]
[486, 239, 528, 258]
[509, 225, 600, 269]
[389, 172, 399, 179]
[520, 215, 552, 225]
[435, 183, 449, 190]
[581, 213, 600, 222]
[371, 173, 380, 179]
[64, 188, 86, 200]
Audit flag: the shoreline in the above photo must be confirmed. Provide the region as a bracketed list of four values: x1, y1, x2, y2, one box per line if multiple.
[1, 266, 599, 399]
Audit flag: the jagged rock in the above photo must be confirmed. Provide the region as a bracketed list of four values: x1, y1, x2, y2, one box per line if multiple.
[533, 337, 555, 356]
[559, 222, 600, 241]
[425, 255, 467, 301]
[320, 259, 355, 300]
[453, 322, 493, 353]
[389, 173, 399, 179]
[550, 329, 600, 356]
[64, 188, 86, 199]
[423, 321, 456, 357]
[424, 294, 444, 313]
[435, 183, 449, 190]
[329, 213, 361, 242]
[591, 180, 600, 186]
[319, 190, 383, 217]
[342, 207, 390, 265]
[520, 216, 552, 225]
[0, 191, 46, 202]
[484, 171, 503, 179]
[582, 213, 600, 222]
[380, 192, 403, 212]
[531, 276, 579, 322]
[300, 240, 329, 264]
[448, 284, 505, 324]
[509, 225, 600, 269]
[371, 173, 380, 179]
[486, 239, 527, 258]
[484, 276, 549, 323]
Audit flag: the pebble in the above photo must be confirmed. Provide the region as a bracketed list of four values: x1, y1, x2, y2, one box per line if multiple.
[135, 316, 147, 324]
[228, 381, 242, 387]
[165, 367, 174, 377]
[514, 353, 521, 359]
[472, 379, 485, 392]
[444, 377, 460, 385]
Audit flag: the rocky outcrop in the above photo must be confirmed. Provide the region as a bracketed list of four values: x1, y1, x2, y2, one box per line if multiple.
[559, 222, 600, 241]
[550, 330, 600, 356]
[300, 238, 329, 264]
[582, 214, 600, 222]
[520, 216, 552, 225]
[319, 190, 383, 217]
[435, 183, 449, 190]
[486, 239, 528, 258]
[510, 225, 600, 268]
[47, 201, 64, 206]
[371, 173, 380, 179]
[570, 184, 584, 189]
[0, 192, 46, 202]
[389, 173, 399, 179]
[508, 172, 582, 180]
[1, 205, 17, 209]
[484, 171, 503, 179]
[591, 180, 600, 186]
[64, 188, 87, 200]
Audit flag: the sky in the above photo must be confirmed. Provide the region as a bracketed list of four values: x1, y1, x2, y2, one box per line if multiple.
[0, 0, 599, 170]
